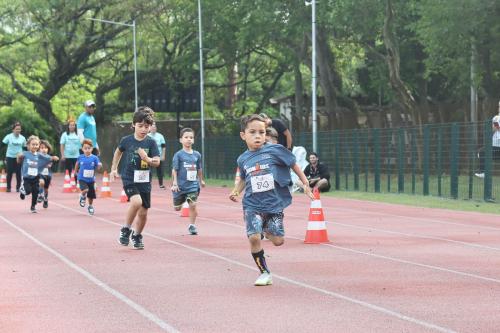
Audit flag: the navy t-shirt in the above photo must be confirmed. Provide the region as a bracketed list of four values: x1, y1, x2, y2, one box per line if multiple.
[118, 134, 160, 192]
[237, 143, 296, 213]
[172, 149, 202, 197]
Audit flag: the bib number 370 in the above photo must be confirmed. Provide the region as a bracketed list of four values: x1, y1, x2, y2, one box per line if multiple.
[250, 174, 275, 193]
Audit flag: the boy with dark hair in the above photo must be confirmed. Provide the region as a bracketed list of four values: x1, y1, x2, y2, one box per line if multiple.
[37, 140, 54, 208]
[75, 139, 102, 215]
[110, 106, 160, 250]
[171, 128, 205, 235]
[230, 114, 314, 286]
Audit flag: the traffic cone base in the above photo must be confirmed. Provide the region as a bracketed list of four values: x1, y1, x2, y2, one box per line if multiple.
[62, 170, 72, 193]
[0, 169, 7, 192]
[180, 201, 190, 217]
[120, 190, 128, 203]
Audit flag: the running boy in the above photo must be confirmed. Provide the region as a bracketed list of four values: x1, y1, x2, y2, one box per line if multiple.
[230, 114, 314, 286]
[74, 139, 102, 215]
[17, 135, 59, 213]
[37, 140, 54, 209]
[171, 128, 205, 235]
[109, 106, 160, 250]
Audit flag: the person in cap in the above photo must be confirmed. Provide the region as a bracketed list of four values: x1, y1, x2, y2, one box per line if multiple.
[77, 100, 99, 155]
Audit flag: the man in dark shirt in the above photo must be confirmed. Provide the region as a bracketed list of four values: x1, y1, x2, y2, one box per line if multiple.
[303, 152, 330, 192]
[259, 113, 293, 150]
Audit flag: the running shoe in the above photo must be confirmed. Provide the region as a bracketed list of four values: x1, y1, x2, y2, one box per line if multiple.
[30, 206, 37, 214]
[37, 192, 44, 203]
[119, 227, 132, 246]
[43, 200, 48, 209]
[79, 195, 86, 207]
[88, 205, 94, 215]
[159, 185, 165, 189]
[131, 232, 144, 250]
[20, 193, 25, 200]
[188, 224, 198, 235]
[254, 272, 273, 286]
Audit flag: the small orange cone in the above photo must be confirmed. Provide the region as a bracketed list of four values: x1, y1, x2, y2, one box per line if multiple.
[0, 169, 7, 192]
[120, 189, 128, 203]
[100, 171, 112, 198]
[70, 171, 77, 192]
[304, 188, 330, 244]
[234, 167, 241, 186]
[62, 170, 72, 193]
[180, 201, 190, 217]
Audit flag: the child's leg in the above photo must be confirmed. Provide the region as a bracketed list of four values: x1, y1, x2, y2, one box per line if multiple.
[249, 234, 270, 274]
[134, 206, 148, 234]
[125, 195, 143, 228]
[31, 181, 39, 208]
[188, 201, 197, 225]
[263, 212, 285, 246]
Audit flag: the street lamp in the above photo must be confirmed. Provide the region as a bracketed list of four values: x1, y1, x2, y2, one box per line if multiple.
[305, 0, 317, 152]
[87, 17, 138, 110]
[197, 0, 206, 172]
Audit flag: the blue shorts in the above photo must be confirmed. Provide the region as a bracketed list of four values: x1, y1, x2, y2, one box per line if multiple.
[244, 210, 285, 238]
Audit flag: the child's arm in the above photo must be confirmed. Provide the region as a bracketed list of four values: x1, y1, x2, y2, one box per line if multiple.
[74, 161, 80, 174]
[137, 148, 160, 167]
[171, 169, 179, 192]
[198, 169, 205, 187]
[16, 152, 24, 164]
[229, 178, 245, 202]
[292, 163, 314, 200]
[109, 148, 123, 182]
[51, 155, 59, 162]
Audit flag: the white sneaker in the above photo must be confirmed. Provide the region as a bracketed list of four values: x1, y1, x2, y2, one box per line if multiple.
[475, 173, 485, 179]
[254, 272, 273, 286]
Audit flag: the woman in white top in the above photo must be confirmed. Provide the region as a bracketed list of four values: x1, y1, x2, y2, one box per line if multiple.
[2, 121, 26, 192]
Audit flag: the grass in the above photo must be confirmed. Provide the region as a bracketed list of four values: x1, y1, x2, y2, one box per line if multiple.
[205, 178, 500, 215]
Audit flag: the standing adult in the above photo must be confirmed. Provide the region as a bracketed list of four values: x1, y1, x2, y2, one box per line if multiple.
[475, 108, 500, 178]
[303, 152, 331, 192]
[2, 121, 26, 192]
[147, 122, 167, 188]
[60, 119, 81, 176]
[259, 113, 293, 150]
[77, 100, 99, 155]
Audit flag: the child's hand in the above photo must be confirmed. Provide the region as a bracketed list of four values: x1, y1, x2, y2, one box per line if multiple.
[51, 156, 59, 162]
[229, 190, 239, 202]
[171, 183, 179, 192]
[137, 148, 148, 160]
[109, 170, 119, 182]
[201, 180, 206, 188]
[304, 186, 315, 200]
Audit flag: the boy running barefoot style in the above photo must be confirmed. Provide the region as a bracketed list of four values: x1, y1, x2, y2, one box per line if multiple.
[230, 114, 314, 286]
[171, 128, 205, 235]
[37, 140, 54, 209]
[17, 136, 59, 213]
[74, 139, 102, 215]
[110, 107, 160, 250]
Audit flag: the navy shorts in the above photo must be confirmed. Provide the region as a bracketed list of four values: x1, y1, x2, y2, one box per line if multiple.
[79, 180, 96, 199]
[124, 184, 151, 209]
[244, 210, 285, 238]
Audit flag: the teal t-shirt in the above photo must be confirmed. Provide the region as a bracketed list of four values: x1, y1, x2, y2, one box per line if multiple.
[147, 132, 166, 158]
[2, 133, 26, 158]
[60, 132, 81, 158]
[77, 112, 97, 146]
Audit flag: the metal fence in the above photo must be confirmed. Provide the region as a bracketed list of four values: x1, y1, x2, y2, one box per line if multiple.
[188, 121, 499, 203]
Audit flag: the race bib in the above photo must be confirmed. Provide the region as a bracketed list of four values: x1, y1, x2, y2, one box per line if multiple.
[42, 168, 49, 176]
[27, 167, 38, 176]
[83, 169, 94, 178]
[186, 170, 197, 181]
[250, 173, 275, 193]
[134, 170, 150, 183]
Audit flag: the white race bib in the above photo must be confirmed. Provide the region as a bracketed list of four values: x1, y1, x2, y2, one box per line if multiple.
[83, 169, 94, 178]
[186, 170, 197, 181]
[42, 168, 49, 176]
[27, 167, 38, 176]
[134, 170, 150, 183]
[250, 173, 275, 193]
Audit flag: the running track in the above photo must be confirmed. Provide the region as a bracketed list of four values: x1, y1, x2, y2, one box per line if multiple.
[1, 174, 499, 332]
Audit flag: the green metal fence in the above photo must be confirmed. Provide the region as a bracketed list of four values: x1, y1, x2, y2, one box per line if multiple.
[174, 121, 499, 203]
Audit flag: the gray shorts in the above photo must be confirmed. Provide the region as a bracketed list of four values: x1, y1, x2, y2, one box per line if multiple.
[244, 210, 285, 238]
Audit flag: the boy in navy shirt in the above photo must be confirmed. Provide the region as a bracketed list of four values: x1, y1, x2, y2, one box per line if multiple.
[110, 107, 160, 250]
[17, 135, 59, 213]
[75, 139, 102, 215]
[230, 114, 314, 286]
[171, 128, 205, 235]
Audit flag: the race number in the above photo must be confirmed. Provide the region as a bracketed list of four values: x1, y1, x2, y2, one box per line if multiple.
[250, 173, 275, 193]
[134, 170, 150, 183]
[186, 169, 197, 181]
[27, 167, 38, 176]
[42, 168, 49, 176]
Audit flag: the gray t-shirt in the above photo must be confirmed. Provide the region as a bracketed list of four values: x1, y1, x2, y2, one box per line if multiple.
[172, 149, 202, 197]
[21, 151, 52, 179]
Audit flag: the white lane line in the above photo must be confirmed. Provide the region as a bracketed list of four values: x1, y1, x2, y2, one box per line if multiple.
[51, 202, 456, 333]
[0, 214, 179, 333]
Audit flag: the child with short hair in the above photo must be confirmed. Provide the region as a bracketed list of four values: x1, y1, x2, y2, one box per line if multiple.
[171, 128, 205, 235]
[75, 139, 102, 215]
[37, 140, 54, 209]
[17, 135, 59, 213]
[110, 107, 160, 250]
[230, 114, 314, 286]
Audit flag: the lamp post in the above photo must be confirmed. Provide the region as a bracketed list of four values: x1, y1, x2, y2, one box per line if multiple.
[197, 0, 206, 172]
[305, 0, 317, 152]
[87, 18, 138, 110]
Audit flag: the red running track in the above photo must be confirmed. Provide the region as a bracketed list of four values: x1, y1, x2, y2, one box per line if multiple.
[1, 174, 499, 332]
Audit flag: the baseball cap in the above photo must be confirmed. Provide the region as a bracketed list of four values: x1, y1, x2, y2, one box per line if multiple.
[84, 100, 96, 107]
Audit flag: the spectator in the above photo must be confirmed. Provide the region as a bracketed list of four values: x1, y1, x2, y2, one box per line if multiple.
[2, 121, 26, 192]
[259, 113, 293, 150]
[77, 100, 99, 155]
[303, 152, 331, 192]
[265, 127, 279, 144]
[60, 119, 81, 176]
[475, 108, 500, 178]
[147, 122, 167, 189]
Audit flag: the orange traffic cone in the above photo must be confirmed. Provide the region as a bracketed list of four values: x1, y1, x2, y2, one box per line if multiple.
[100, 171, 112, 198]
[180, 201, 190, 217]
[120, 189, 128, 203]
[0, 169, 7, 192]
[62, 170, 72, 193]
[70, 171, 77, 192]
[304, 189, 330, 244]
[234, 167, 241, 186]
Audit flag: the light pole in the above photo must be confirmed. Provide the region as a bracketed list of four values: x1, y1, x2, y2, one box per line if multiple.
[306, 0, 317, 152]
[87, 18, 138, 110]
[197, 0, 206, 172]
